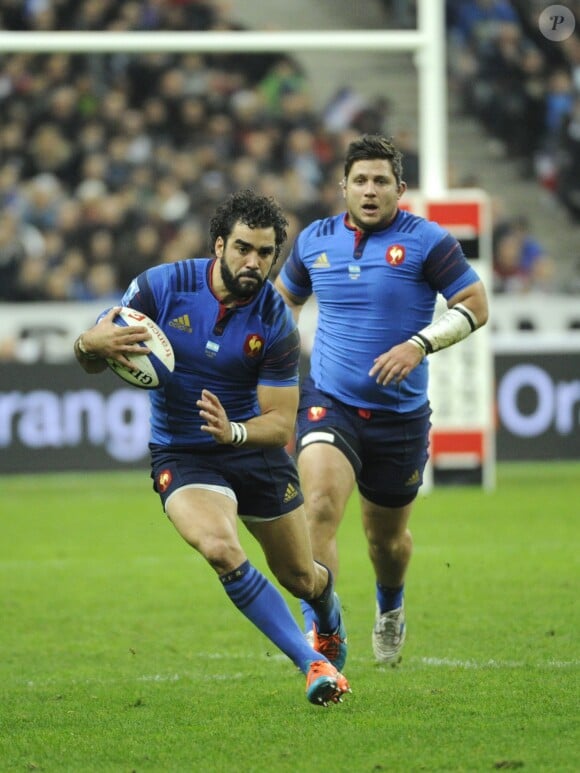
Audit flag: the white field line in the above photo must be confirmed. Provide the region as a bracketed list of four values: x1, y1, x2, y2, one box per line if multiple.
[132, 655, 579, 684]
[20, 653, 579, 689]
[414, 656, 579, 669]
[195, 652, 580, 669]
[134, 654, 580, 684]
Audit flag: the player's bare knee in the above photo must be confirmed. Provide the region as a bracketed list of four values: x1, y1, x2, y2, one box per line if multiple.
[276, 568, 316, 599]
[369, 532, 412, 564]
[196, 534, 244, 575]
[387, 536, 410, 561]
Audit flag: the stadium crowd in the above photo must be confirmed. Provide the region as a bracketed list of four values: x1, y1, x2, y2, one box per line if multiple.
[447, 0, 580, 224]
[0, 0, 399, 303]
[0, 0, 578, 303]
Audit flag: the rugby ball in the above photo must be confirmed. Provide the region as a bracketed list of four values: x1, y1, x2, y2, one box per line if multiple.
[105, 307, 175, 389]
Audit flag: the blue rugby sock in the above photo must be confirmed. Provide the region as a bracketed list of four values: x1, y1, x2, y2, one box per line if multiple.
[376, 582, 404, 614]
[300, 598, 316, 634]
[221, 560, 318, 674]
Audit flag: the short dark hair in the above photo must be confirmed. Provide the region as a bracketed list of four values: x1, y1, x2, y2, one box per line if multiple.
[344, 134, 404, 187]
[209, 189, 289, 259]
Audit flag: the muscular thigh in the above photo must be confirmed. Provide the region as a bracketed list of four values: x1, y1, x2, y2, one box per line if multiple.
[360, 493, 413, 542]
[358, 407, 431, 506]
[298, 441, 355, 506]
[296, 377, 359, 506]
[166, 486, 239, 550]
[246, 505, 313, 576]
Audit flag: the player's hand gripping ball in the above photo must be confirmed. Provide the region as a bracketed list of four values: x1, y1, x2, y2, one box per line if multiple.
[105, 307, 175, 389]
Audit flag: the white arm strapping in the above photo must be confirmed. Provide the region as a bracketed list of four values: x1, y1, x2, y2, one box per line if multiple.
[230, 421, 248, 446]
[409, 303, 478, 355]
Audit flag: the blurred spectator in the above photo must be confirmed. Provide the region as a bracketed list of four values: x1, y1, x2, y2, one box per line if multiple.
[466, 21, 545, 161]
[84, 262, 122, 301]
[447, 0, 519, 46]
[0, 211, 28, 300]
[392, 127, 420, 188]
[258, 57, 308, 117]
[161, 219, 206, 264]
[24, 123, 76, 181]
[379, 1, 416, 29]
[555, 95, 580, 221]
[493, 214, 556, 293]
[116, 223, 164, 289]
[543, 69, 575, 151]
[284, 127, 324, 190]
[21, 173, 64, 230]
[323, 87, 372, 133]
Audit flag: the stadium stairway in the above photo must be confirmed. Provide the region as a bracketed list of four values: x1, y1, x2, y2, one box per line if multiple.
[447, 108, 580, 291]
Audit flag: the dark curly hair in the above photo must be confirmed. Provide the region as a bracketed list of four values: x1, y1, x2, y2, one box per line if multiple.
[209, 189, 289, 260]
[344, 134, 404, 187]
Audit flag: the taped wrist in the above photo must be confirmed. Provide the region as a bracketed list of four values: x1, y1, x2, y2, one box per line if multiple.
[230, 421, 248, 446]
[409, 303, 477, 354]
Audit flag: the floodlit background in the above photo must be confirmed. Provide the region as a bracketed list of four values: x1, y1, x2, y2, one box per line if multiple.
[0, 3, 579, 771]
[0, 0, 578, 473]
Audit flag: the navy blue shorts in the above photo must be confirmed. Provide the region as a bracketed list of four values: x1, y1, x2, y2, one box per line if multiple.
[296, 376, 432, 507]
[150, 444, 303, 520]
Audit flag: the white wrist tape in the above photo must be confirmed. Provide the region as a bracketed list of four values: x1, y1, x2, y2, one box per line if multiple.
[230, 421, 248, 446]
[409, 303, 477, 355]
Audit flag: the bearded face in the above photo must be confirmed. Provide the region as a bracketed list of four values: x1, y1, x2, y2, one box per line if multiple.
[219, 253, 267, 299]
[214, 221, 277, 302]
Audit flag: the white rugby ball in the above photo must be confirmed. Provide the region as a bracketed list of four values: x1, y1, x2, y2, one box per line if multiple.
[106, 307, 175, 389]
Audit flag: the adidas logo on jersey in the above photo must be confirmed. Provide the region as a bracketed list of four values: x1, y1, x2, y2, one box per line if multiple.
[313, 252, 330, 268]
[169, 314, 192, 333]
[283, 482, 299, 503]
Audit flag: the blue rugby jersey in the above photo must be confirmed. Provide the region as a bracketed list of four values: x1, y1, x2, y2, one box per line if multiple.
[120, 258, 300, 447]
[279, 209, 481, 412]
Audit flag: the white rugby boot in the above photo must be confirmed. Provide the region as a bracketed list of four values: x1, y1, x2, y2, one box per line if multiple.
[372, 601, 406, 663]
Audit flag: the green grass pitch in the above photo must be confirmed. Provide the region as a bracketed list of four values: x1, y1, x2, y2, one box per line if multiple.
[1, 462, 578, 772]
